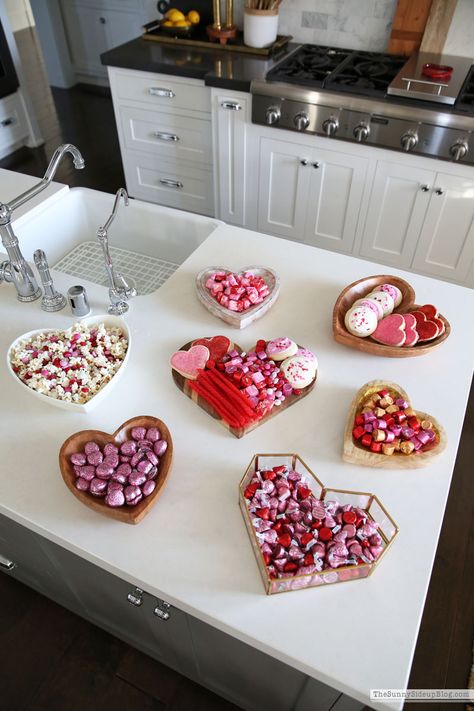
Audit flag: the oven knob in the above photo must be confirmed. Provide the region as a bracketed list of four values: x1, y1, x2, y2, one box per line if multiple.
[401, 131, 418, 152]
[353, 123, 370, 142]
[265, 106, 281, 125]
[294, 112, 310, 131]
[449, 140, 468, 161]
[322, 118, 338, 136]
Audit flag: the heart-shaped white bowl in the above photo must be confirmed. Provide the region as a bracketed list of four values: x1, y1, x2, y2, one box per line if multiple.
[196, 266, 280, 329]
[6, 315, 131, 413]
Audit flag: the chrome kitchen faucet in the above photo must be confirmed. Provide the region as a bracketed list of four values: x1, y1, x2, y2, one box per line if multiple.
[0, 143, 85, 302]
[97, 187, 137, 315]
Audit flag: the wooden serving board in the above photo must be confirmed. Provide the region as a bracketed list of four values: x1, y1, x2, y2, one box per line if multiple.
[59, 416, 173, 524]
[343, 381, 446, 469]
[171, 340, 317, 438]
[195, 266, 280, 329]
[332, 274, 450, 358]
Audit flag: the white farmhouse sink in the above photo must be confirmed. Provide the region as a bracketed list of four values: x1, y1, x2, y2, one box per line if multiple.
[11, 187, 221, 294]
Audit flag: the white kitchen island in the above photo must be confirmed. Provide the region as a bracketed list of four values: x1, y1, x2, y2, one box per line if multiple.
[1, 184, 473, 711]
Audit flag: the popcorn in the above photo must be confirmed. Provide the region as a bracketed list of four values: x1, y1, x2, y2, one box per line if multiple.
[10, 322, 128, 404]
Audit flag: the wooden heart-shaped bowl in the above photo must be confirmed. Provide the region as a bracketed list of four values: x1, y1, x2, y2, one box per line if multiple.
[59, 416, 173, 524]
[332, 275, 450, 357]
[343, 381, 446, 469]
[196, 266, 280, 329]
[172, 339, 317, 438]
[7, 315, 130, 412]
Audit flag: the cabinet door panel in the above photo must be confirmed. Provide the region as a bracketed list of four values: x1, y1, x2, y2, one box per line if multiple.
[360, 161, 433, 269]
[305, 150, 368, 254]
[257, 138, 310, 240]
[61, 3, 108, 75]
[412, 173, 474, 281]
[189, 617, 309, 711]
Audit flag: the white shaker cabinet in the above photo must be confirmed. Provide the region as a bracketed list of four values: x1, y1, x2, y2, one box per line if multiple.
[257, 136, 367, 254]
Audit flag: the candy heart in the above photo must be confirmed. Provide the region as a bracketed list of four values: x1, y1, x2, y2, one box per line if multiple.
[371, 314, 406, 347]
[59, 416, 173, 524]
[196, 266, 280, 329]
[172, 337, 317, 438]
[192, 335, 231, 361]
[170, 345, 210, 380]
[343, 380, 446, 469]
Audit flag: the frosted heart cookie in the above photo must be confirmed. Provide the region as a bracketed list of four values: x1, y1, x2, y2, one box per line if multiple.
[366, 290, 394, 317]
[373, 283, 402, 308]
[280, 356, 316, 389]
[265, 337, 298, 361]
[352, 297, 384, 320]
[170, 345, 210, 379]
[402, 313, 419, 347]
[371, 314, 406, 347]
[192, 335, 231, 361]
[344, 305, 378, 337]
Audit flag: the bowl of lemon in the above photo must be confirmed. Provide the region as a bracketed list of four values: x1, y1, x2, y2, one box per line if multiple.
[160, 7, 200, 36]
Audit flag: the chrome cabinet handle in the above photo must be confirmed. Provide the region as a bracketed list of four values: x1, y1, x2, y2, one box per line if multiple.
[153, 599, 171, 621]
[127, 587, 144, 606]
[435, 187, 444, 195]
[99, 16, 106, 24]
[312, 161, 320, 169]
[153, 131, 179, 142]
[159, 178, 183, 189]
[221, 101, 241, 111]
[0, 554, 16, 571]
[420, 184, 430, 192]
[299, 158, 309, 166]
[0, 117, 16, 127]
[149, 87, 175, 98]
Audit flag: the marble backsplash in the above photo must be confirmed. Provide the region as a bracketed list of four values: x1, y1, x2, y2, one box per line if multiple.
[233, 0, 398, 52]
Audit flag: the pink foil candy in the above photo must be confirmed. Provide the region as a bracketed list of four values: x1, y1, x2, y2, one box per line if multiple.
[131, 427, 146, 441]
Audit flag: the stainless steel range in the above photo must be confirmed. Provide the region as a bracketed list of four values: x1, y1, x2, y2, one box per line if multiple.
[251, 45, 474, 165]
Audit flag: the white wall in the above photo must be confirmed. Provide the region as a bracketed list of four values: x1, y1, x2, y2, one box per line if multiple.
[444, 0, 474, 58]
[5, 0, 34, 32]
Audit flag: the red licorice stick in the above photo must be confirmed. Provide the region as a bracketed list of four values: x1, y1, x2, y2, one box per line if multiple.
[196, 372, 253, 427]
[203, 367, 259, 419]
[189, 380, 243, 428]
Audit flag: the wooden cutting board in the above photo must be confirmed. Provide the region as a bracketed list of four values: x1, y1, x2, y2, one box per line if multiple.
[388, 0, 434, 55]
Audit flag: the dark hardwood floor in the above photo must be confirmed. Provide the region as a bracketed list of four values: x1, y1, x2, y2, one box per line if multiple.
[1, 25, 473, 711]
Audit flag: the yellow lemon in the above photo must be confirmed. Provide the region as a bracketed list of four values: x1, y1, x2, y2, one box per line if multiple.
[164, 7, 177, 18]
[187, 10, 200, 24]
[162, 20, 173, 26]
[174, 19, 191, 27]
[167, 9, 185, 22]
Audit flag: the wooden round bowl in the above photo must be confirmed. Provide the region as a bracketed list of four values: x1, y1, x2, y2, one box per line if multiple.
[332, 275, 450, 357]
[59, 416, 173, 524]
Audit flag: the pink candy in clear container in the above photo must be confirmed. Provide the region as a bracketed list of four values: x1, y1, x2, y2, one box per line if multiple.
[239, 453, 399, 595]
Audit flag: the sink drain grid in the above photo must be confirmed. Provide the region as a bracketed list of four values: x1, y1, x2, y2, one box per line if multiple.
[53, 241, 179, 295]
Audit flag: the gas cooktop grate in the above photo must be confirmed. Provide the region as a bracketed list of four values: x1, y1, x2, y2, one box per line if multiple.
[52, 241, 179, 295]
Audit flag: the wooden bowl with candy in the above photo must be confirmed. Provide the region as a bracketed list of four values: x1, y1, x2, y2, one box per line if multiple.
[59, 416, 173, 524]
[239, 453, 399, 594]
[343, 381, 446, 469]
[196, 266, 280, 329]
[332, 275, 450, 357]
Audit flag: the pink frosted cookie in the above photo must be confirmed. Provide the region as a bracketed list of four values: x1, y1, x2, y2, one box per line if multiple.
[280, 356, 316, 389]
[371, 314, 406, 346]
[295, 347, 318, 370]
[366, 290, 394, 317]
[170, 345, 210, 379]
[266, 337, 298, 361]
[344, 306, 378, 337]
[352, 297, 384, 320]
[402, 313, 419, 347]
[373, 283, 402, 307]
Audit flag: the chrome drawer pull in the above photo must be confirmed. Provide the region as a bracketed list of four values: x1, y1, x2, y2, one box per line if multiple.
[221, 101, 242, 111]
[127, 587, 144, 606]
[153, 599, 171, 621]
[0, 554, 16, 571]
[159, 178, 183, 189]
[153, 131, 179, 142]
[0, 117, 16, 128]
[149, 87, 175, 98]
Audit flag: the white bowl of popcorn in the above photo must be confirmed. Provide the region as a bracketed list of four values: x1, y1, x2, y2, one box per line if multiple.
[7, 315, 130, 413]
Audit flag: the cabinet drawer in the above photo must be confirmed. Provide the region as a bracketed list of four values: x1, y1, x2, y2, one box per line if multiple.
[120, 105, 212, 166]
[0, 92, 28, 155]
[111, 69, 211, 113]
[123, 151, 214, 215]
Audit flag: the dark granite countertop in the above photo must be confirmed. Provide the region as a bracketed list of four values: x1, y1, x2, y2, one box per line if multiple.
[101, 37, 298, 92]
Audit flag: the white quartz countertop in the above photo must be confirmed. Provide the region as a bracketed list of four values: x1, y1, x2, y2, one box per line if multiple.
[1, 218, 473, 711]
